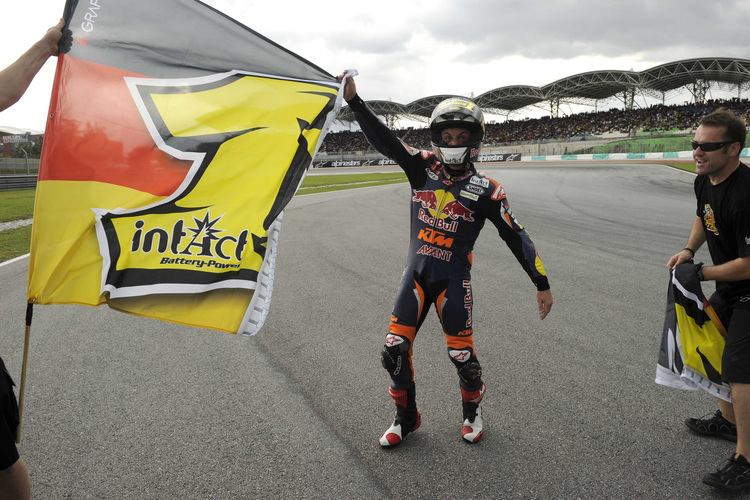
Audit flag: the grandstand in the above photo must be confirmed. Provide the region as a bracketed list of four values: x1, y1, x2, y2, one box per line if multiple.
[336, 57, 750, 124]
[323, 57, 750, 158]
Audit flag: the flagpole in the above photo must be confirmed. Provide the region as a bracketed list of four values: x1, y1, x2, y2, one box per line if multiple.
[16, 302, 33, 444]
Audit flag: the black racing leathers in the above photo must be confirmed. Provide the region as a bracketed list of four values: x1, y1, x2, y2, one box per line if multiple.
[348, 94, 549, 391]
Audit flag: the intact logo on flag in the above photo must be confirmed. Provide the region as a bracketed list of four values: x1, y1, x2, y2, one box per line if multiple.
[132, 209, 247, 270]
[94, 71, 338, 297]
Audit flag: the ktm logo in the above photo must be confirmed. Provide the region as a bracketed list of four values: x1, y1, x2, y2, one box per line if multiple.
[418, 228, 454, 248]
[94, 71, 338, 297]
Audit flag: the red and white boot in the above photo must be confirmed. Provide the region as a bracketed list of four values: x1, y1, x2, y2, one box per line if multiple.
[461, 384, 486, 443]
[379, 386, 421, 447]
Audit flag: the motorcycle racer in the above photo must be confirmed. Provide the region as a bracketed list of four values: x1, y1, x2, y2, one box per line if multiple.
[338, 73, 553, 446]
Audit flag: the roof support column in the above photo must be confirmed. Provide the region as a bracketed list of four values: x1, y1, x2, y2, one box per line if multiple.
[691, 80, 710, 104]
[621, 88, 635, 110]
[549, 97, 560, 118]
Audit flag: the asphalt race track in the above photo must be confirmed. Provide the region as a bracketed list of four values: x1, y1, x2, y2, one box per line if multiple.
[0, 163, 737, 499]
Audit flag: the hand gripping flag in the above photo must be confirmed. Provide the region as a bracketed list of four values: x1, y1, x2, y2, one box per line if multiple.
[27, 0, 347, 334]
[655, 262, 731, 401]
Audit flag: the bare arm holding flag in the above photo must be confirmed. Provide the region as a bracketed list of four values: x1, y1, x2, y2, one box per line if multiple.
[701, 256, 750, 282]
[0, 19, 63, 112]
[667, 216, 706, 270]
[667, 212, 750, 283]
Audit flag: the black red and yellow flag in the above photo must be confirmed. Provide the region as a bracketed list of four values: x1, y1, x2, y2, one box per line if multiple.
[27, 0, 346, 334]
[655, 262, 731, 401]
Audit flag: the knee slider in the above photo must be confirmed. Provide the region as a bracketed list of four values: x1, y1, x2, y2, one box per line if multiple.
[381, 334, 410, 376]
[457, 360, 483, 389]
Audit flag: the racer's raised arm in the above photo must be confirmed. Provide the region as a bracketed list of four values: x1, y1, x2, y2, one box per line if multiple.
[337, 73, 426, 183]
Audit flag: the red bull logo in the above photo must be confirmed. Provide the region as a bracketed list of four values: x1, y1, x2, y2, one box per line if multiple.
[412, 190, 439, 212]
[412, 189, 475, 223]
[417, 209, 458, 232]
[441, 199, 474, 222]
[463, 280, 472, 328]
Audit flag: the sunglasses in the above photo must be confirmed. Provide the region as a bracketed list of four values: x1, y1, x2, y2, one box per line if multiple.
[691, 140, 734, 152]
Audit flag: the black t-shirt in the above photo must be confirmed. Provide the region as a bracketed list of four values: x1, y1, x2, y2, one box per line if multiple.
[695, 163, 750, 301]
[0, 355, 19, 470]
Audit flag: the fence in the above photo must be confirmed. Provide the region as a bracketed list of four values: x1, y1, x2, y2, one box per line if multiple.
[0, 158, 40, 175]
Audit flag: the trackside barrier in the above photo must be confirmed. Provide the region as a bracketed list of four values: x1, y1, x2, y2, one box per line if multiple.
[525, 151, 693, 161]
[0, 175, 37, 191]
[313, 153, 522, 168]
[314, 148, 750, 167]
[523, 148, 749, 162]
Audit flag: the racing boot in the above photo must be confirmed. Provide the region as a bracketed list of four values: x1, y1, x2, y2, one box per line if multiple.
[461, 384, 486, 443]
[379, 386, 421, 447]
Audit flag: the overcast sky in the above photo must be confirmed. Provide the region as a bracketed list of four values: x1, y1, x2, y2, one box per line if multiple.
[2, 0, 748, 132]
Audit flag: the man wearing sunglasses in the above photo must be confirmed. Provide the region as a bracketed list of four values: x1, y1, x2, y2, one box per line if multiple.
[666, 108, 750, 491]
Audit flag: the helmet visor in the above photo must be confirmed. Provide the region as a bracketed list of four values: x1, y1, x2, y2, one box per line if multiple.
[430, 122, 484, 148]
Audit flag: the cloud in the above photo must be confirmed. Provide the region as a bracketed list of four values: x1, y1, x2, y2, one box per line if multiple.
[424, 0, 750, 63]
[3, 0, 747, 131]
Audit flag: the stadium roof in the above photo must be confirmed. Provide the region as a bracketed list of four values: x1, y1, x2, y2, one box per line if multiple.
[336, 57, 750, 124]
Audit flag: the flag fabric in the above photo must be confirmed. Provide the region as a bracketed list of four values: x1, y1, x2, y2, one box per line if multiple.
[655, 262, 731, 401]
[27, 0, 346, 335]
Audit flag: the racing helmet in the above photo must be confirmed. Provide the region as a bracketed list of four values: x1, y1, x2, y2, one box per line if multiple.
[429, 97, 485, 166]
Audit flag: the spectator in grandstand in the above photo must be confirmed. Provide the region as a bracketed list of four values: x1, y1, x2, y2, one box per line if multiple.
[0, 19, 64, 112]
[666, 108, 750, 492]
[0, 18, 64, 500]
[338, 72, 553, 448]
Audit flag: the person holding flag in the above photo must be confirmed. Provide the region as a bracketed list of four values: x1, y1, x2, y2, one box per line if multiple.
[338, 73, 553, 447]
[666, 108, 750, 491]
[0, 19, 64, 111]
[0, 18, 64, 500]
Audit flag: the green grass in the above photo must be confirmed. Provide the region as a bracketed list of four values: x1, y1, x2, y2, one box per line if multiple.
[587, 137, 692, 154]
[656, 161, 695, 173]
[581, 133, 750, 155]
[296, 172, 407, 194]
[300, 172, 405, 187]
[0, 190, 36, 223]
[0, 225, 31, 263]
